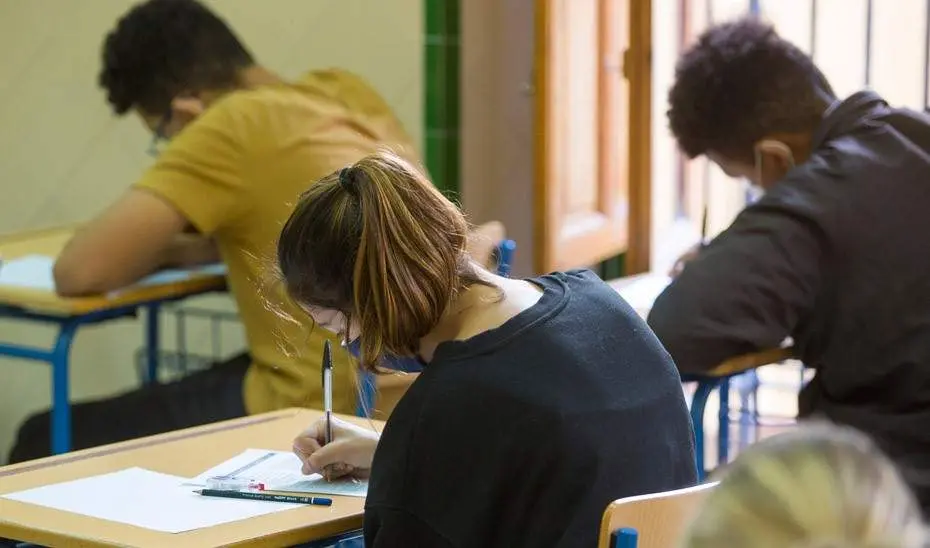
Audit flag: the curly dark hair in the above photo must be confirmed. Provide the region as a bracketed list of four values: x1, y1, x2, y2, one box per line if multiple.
[99, 0, 254, 116]
[667, 18, 835, 162]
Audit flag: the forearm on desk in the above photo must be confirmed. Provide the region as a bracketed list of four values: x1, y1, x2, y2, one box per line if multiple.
[703, 347, 796, 377]
[161, 234, 221, 268]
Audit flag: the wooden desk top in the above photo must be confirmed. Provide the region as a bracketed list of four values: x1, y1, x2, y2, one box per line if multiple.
[607, 273, 794, 377]
[0, 409, 378, 548]
[0, 226, 226, 316]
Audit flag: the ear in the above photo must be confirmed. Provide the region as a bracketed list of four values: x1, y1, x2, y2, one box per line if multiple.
[756, 139, 795, 170]
[753, 139, 797, 190]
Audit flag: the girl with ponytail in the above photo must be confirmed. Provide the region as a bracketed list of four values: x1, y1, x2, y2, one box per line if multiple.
[278, 150, 697, 547]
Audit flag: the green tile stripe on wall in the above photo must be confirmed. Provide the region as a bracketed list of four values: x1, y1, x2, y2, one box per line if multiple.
[424, 0, 460, 198]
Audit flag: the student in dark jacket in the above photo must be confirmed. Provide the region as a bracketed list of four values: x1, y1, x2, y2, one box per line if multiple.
[277, 151, 697, 547]
[649, 17, 930, 515]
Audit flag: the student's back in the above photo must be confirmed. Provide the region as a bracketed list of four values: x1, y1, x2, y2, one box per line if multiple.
[671, 95, 930, 510]
[138, 69, 417, 415]
[278, 152, 697, 547]
[786, 98, 930, 502]
[649, 18, 930, 516]
[369, 270, 697, 547]
[8, 0, 420, 463]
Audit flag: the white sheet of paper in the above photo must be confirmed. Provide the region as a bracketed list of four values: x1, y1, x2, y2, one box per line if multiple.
[188, 449, 368, 498]
[2, 467, 300, 534]
[0, 254, 227, 292]
[0, 255, 56, 290]
[616, 274, 672, 314]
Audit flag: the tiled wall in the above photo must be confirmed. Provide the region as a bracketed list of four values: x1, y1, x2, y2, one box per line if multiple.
[423, 0, 461, 196]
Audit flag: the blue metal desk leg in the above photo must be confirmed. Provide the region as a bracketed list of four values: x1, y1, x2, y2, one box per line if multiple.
[717, 379, 731, 466]
[50, 321, 80, 455]
[144, 304, 161, 385]
[690, 380, 717, 480]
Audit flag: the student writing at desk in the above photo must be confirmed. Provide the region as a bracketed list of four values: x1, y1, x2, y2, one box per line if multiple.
[8, 0, 417, 462]
[648, 18, 930, 515]
[276, 152, 697, 548]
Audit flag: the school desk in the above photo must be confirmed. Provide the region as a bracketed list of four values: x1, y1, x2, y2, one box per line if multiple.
[0, 408, 374, 547]
[608, 274, 794, 475]
[0, 226, 227, 455]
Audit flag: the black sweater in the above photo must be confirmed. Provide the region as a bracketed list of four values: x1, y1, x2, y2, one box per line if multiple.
[364, 270, 697, 547]
[649, 91, 930, 514]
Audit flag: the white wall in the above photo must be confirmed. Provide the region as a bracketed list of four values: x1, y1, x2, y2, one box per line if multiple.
[650, 0, 930, 272]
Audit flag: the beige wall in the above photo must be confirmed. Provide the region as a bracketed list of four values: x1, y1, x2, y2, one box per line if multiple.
[0, 0, 422, 462]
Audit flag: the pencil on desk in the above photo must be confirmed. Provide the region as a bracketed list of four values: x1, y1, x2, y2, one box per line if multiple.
[194, 488, 333, 506]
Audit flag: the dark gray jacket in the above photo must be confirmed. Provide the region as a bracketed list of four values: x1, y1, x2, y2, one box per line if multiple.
[649, 91, 930, 513]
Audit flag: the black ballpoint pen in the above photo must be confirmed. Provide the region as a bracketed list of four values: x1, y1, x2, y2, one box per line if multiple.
[322, 340, 333, 445]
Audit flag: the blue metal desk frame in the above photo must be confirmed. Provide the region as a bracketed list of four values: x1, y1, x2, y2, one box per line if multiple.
[683, 347, 793, 477]
[0, 288, 221, 455]
[681, 374, 732, 478]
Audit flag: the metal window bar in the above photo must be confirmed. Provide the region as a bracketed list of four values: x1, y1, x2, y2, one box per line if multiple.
[864, 0, 874, 87]
[924, 0, 930, 109]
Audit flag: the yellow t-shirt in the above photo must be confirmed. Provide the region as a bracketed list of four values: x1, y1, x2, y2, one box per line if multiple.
[135, 69, 419, 415]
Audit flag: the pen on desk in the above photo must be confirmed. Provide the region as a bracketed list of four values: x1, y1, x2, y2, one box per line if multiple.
[194, 489, 333, 506]
[322, 339, 333, 445]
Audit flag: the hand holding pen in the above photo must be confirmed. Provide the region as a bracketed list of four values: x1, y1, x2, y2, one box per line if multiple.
[292, 339, 379, 480]
[292, 415, 379, 480]
[669, 205, 709, 279]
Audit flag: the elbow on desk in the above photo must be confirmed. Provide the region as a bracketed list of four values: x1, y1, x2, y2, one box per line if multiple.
[648, 315, 717, 375]
[53, 259, 115, 297]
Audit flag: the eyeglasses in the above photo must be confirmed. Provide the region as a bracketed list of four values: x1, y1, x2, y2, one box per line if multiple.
[147, 111, 172, 157]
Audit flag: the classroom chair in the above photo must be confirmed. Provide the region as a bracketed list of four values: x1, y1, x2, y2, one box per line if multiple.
[598, 482, 717, 548]
[356, 221, 517, 417]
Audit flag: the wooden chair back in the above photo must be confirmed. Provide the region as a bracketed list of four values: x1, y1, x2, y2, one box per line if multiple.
[597, 482, 717, 548]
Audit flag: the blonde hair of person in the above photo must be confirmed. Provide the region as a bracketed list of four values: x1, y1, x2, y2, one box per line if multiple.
[681, 422, 929, 548]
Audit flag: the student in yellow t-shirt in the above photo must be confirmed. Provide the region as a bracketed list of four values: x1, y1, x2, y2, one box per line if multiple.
[7, 0, 417, 462]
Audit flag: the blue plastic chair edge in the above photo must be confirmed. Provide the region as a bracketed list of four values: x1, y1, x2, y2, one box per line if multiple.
[612, 527, 639, 548]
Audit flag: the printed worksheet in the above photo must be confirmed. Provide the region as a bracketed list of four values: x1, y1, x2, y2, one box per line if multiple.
[4, 467, 300, 533]
[0, 254, 227, 292]
[187, 449, 368, 498]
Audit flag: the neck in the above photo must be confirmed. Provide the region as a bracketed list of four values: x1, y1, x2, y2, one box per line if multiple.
[237, 65, 284, 88]
[199, 65, 283, 107]
[788, 133, 815, 165]
[416, 265, 500, 362]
